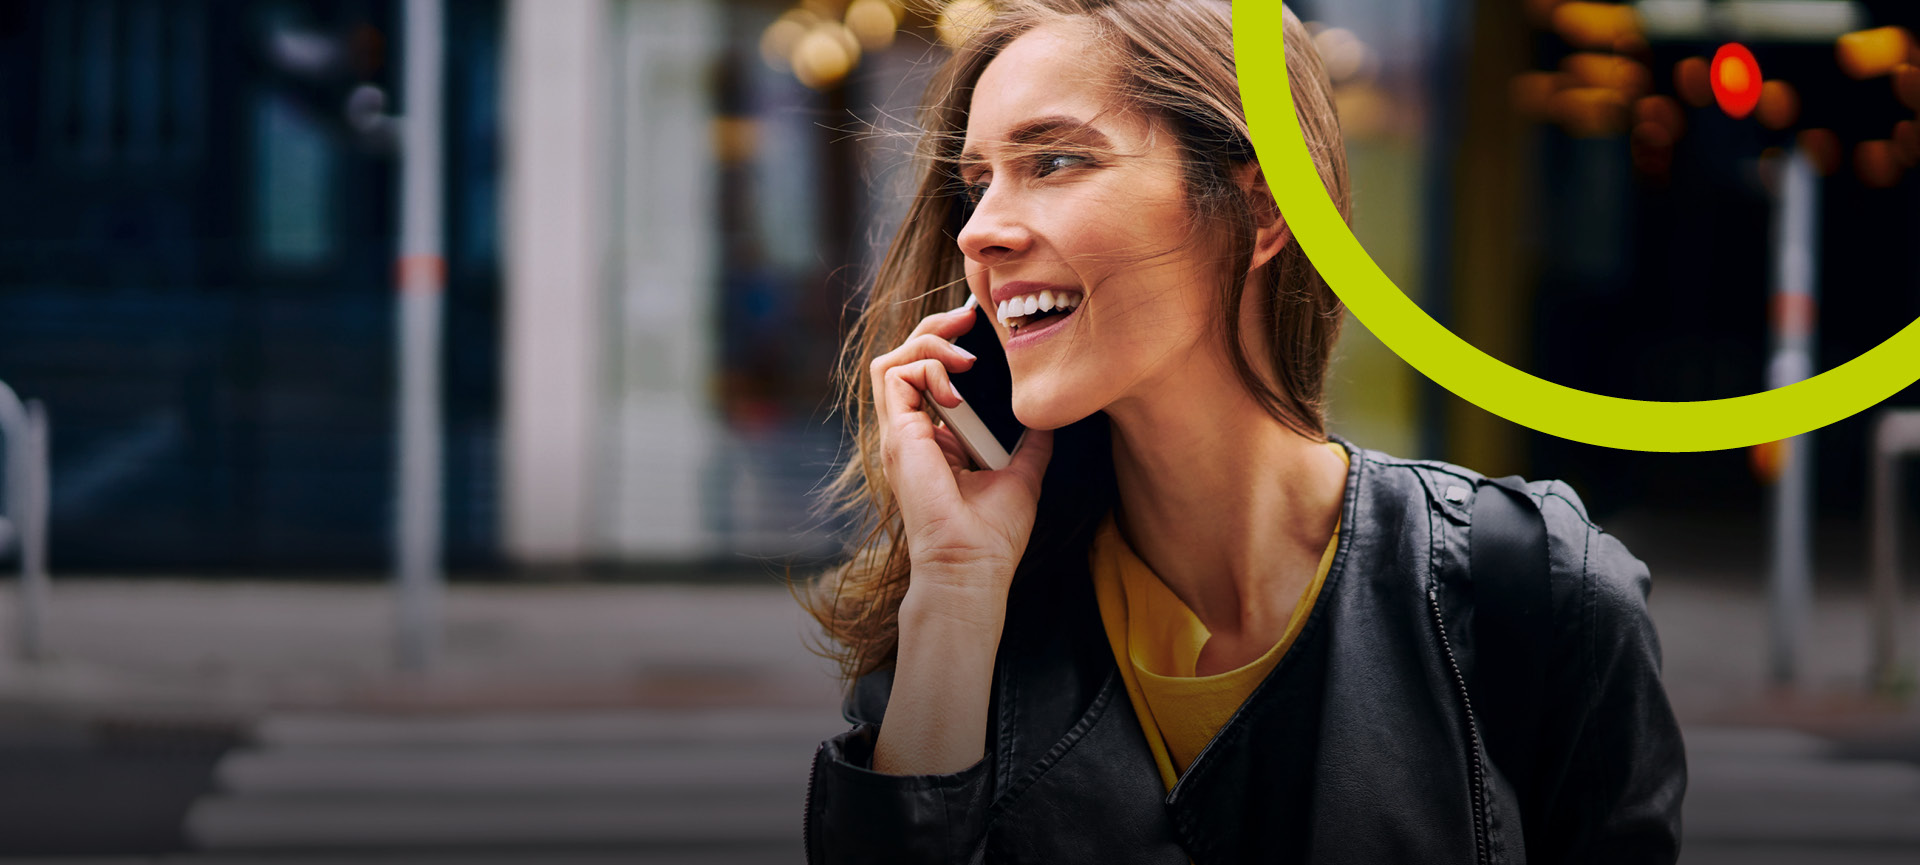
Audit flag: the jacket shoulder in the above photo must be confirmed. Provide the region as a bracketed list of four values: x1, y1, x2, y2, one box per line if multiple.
[1346, 444, 1497, 515]
[1501, 475, 1652, 620]
[1347, 444, 1648, 607]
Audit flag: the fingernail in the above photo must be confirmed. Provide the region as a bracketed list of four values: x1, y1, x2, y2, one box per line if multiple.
[953, 346, 977, 361]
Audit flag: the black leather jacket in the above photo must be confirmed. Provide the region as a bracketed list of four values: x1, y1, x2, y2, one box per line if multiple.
[805, 442, 1686, 864]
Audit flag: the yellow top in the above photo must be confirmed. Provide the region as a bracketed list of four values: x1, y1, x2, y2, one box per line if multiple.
[1090, 442, 1348, 791]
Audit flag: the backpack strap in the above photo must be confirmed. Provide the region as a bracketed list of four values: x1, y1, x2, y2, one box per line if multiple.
[1468, 475, 1552, 812]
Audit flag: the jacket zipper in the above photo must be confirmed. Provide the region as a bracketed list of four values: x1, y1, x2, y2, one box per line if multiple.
[1428, 583, 1491, 865]
[803, 736, 824, 865]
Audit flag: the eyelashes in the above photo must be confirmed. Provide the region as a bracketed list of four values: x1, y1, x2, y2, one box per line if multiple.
[1036, 152, 1091, 176]
[956, 152, 1096, 208]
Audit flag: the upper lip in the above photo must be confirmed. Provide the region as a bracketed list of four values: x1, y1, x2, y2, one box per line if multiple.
[990, 281, 1082, 306]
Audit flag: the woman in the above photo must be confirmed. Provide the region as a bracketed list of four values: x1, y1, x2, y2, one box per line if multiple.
[800, 1, 1685, 862]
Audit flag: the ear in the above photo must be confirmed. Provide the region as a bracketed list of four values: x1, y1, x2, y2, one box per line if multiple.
[1233, 162, 1289, 273]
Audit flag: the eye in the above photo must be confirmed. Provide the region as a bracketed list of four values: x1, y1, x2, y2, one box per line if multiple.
[952, 166, 988, 205]
[951, 178, 982, 227]
[1036, 152, 1088, 176]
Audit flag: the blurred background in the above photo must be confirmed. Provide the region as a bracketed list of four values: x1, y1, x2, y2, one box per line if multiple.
[0, 0, 1917, 862]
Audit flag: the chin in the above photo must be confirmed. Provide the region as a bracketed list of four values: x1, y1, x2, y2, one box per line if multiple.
[1012, 386, 1093, 432]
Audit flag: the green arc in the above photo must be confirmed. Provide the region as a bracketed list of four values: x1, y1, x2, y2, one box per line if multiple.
[1235, 5, 1920, 453]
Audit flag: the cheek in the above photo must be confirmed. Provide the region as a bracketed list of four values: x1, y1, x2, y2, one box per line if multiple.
[1072, 198, 1193, 286]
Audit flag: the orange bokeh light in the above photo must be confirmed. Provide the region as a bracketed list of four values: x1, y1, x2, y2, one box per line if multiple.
[1675, 57, 1713, 107]
[1711, 43, 1763, 119]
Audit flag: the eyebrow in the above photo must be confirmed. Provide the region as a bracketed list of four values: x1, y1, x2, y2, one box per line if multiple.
[958, 115, 1114, 169]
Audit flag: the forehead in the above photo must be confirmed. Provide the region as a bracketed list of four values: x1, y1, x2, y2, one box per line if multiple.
[962, 20, 1144, 151]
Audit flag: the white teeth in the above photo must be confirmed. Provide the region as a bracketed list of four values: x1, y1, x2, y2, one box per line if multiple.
[996, 291, 1084, 329]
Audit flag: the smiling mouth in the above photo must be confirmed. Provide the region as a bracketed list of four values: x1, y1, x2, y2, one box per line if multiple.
[1006, 303, 1080, 340]
[998, 290, 1083, 332]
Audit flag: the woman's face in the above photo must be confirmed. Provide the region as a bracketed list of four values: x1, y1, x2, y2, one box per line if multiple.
[959, 21, 1227, 431]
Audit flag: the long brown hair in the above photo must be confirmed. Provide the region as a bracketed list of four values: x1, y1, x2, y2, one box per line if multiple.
[801, 0, 1353, 681]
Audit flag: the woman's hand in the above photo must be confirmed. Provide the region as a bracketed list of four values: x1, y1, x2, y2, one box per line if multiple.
[868, 303, 1053, 777]
[869, 304, 1054, 615]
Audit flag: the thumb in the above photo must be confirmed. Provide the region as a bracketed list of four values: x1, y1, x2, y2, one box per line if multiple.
[1005, 426, 1054, 491]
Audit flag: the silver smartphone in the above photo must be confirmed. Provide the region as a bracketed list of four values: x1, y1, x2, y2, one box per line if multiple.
[926, 296, 1027, 470]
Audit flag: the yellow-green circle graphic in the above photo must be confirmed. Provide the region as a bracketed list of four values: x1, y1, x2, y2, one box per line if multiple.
[1236, 6, 1920, 453]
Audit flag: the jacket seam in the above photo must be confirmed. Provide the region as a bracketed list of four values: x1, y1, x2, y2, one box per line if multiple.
[996, 635, 1020, 800]
[1386, 462, 1479, 494]
[1375, 456, 1477, 523]
[1539, 488, 1599, 532]
[1580, 520, 1603, 850]
[938, 782, 957, 860]
[986, 667, 1121, 821]
[1365, 452, 1478, 479]
[1581, 526, 1597, 708]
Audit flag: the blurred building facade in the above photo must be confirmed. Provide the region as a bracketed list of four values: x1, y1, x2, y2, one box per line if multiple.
[500, 0, 928, 567]
[496, 0, 1457, 568]
[0, 0, 931, 570]
[0, 0, 504, 570]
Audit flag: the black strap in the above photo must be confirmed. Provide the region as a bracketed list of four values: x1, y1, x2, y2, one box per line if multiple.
[1468, 475, 1551, 810]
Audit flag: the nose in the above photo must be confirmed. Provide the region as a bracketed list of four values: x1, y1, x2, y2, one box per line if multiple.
[956, 185, 1033, 265]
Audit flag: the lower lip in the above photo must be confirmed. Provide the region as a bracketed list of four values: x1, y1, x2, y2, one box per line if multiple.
[1007, 304, 1080, 350]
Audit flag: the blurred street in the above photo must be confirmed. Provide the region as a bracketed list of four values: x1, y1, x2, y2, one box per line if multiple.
[0, 578, 844, 863]
[1, 515, 1918, 863]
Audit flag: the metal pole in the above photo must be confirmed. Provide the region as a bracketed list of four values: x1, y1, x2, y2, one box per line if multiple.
[395, 0, 445, 672]
[1766, 148, 1819, 685]
[18, 400, 49, 662]
[1868, 411, 1920, 690]
[0, 382, 50, 662]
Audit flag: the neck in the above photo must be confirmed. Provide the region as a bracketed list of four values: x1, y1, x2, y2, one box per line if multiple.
[1104, 349, 1346, 641]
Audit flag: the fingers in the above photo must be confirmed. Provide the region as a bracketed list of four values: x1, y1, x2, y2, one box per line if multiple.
[881, 358, 959, 421]
[870, 333, 978, 427]
[931, 422, 971, 472]
[867, 304, 988, 496]
[1004, 426, 1054, 491]
[906, 302, 981, 341]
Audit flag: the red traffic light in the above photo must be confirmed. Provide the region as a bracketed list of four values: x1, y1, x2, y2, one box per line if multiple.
[1710, 43, 1762, 119]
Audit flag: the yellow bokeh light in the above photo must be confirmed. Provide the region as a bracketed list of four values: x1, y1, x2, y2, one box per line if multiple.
[760, 9, 820, 71]
[937, 0, 996, 49]
[846, 0, 898, 51]
[1837, 27, 1914, 80]
[1312, 27, 1374, 84]
[793, 24, 858, 89]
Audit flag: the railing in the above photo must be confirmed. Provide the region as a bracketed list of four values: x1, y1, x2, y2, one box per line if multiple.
[1869, 409, 1920, 692]
[0, 380, 50, 662]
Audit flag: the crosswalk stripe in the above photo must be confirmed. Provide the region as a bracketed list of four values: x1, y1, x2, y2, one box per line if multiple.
[255, 709, 844, 749]
[186, 793, 802, 849]
[184, 709, 835, 854]
[213, 745, 813, 795]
